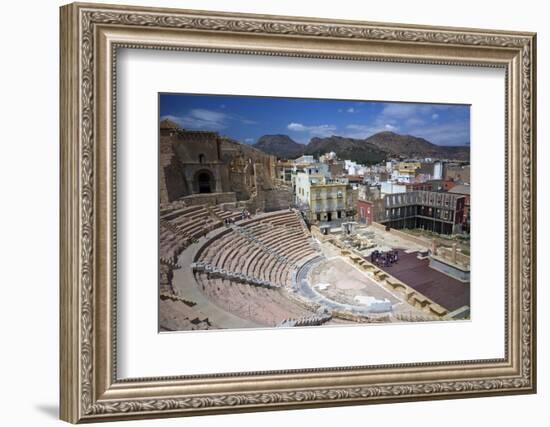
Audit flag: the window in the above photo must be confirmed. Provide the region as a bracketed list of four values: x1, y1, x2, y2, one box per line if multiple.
[198, 153, 205, 164]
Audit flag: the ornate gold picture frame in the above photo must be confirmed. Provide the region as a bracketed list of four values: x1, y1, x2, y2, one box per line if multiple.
[60, 2, 536, 423]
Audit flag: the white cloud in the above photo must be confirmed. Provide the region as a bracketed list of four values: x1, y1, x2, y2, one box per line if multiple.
[356, 103, 468, 145]
[380, 103, 450, 120]
[406, 122, 470, 146]
[162, 108, 256, 131]
[244, 138, 254, 144]
[287, 122, 337, 137]
[287, 122, 306, 131]
[347, 107, 356, 113]
[285, 103, 468, 145]
[164, 109, 229, 130]
[190, 109, 225, 122]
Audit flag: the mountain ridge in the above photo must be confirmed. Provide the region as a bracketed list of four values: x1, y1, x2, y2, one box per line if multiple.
[252, 131, 469, 162]
[253, 134, 305, 159]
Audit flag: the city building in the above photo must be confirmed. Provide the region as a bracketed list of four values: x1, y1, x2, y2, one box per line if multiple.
[373, 190, 466, 234]
[448, 184, 471, 233]
[358, 183, 381, 201]
[417, 162, 435, 178]
[295, 172, 357, 223]
[357, 200, 374, 224]
[346, 175, 364, 185]
[433, 161, 444, 180]
[275, 160, 294, 183]
[319, 151, 337, 162]
[344, 160, 367, 176]
[303, 163, 330, 177]
[444, 163, 470, 184]
[327, 160, 345, 177]
[417, 179, 456, 192]
[392, 161, 421, 183]
[380, 181, 407, 195]
[294, 154, 315, 164]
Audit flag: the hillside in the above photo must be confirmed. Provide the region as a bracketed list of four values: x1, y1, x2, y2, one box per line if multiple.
[252, 130, 469, 162]
[365, 131, 469, 161]
[305, 136, 387, 165]
[253, 134, 305, 159]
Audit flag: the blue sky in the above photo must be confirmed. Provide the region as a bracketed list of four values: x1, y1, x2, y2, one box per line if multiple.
[160, 93, 470, 146]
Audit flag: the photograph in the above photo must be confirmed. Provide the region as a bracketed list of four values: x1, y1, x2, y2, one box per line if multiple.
[158, 94, 471, 332]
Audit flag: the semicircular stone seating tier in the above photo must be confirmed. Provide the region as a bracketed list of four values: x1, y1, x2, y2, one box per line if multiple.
[193, 272, 317, 327]
[193, 210, 320, 290]
[159, 201, 251, 295]
[172, 208, 330, 326]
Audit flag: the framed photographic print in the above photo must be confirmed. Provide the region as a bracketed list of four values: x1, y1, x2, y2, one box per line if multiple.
[158, 93, 472, 331]
[60, 2, 537, 423]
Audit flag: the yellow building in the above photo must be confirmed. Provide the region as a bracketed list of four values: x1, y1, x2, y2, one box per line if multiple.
[393, 161, 421, 183]
[398, 161, 421, 173]
[295, 172, 357, 223]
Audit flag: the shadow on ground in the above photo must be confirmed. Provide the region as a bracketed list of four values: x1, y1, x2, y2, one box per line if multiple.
[35, 404, 58, 419]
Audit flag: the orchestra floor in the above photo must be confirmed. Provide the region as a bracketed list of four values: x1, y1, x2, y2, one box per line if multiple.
[376, 249, 470, 312]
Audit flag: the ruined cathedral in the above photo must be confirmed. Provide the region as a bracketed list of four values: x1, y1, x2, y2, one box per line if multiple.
[159, 119, 291, 211]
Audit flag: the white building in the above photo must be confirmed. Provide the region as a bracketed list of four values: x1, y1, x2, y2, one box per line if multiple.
[344, 160, 367, 176]
[433, 161, 443, 180]
[319, 151, 337, 162]
[294, 155, 315, 164]
[391, 170, 414, 183]
[303, 163, 330, 178]
[380, 181, 407, 196]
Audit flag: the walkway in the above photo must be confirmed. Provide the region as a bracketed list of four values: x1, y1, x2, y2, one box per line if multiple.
[173, 227, 263, 329]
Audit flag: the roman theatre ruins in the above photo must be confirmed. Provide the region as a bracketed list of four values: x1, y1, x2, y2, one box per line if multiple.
[158, 120, 469, 331]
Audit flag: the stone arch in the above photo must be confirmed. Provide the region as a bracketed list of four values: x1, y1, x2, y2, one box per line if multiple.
[194, 169, 215, 194]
